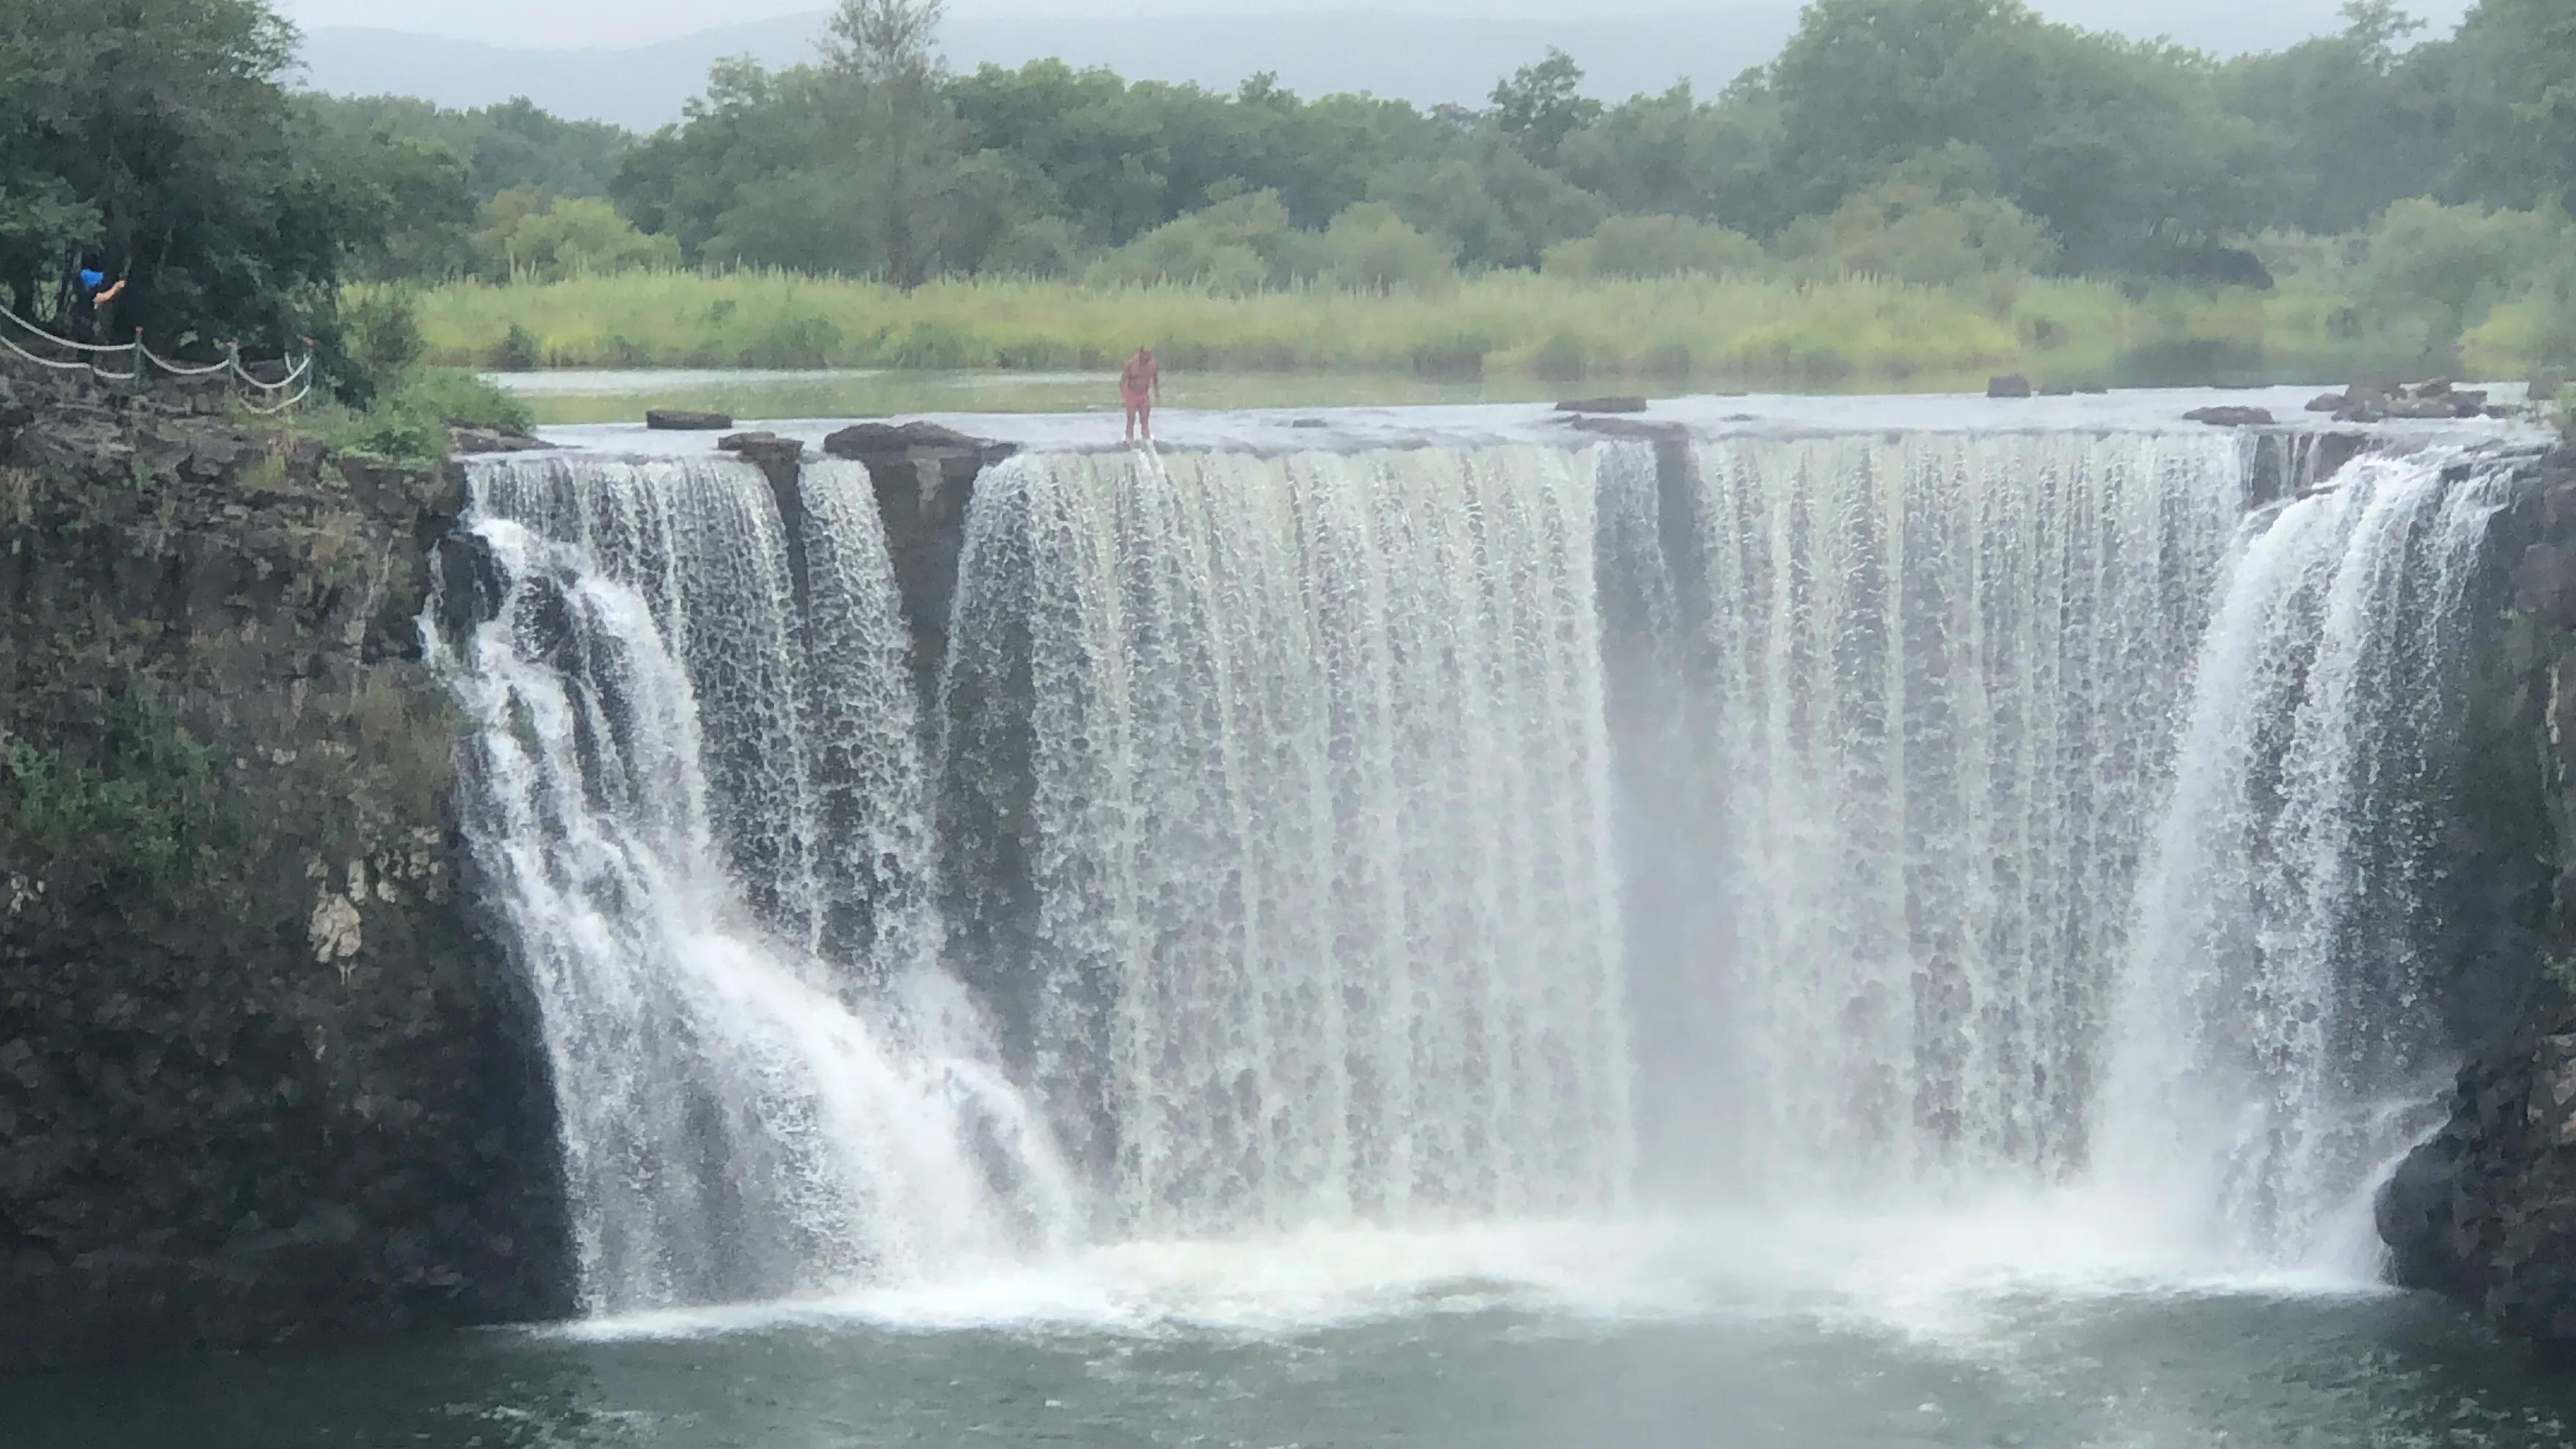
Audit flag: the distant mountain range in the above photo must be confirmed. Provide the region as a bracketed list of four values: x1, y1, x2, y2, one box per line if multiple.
[294, 5, 2371, 130]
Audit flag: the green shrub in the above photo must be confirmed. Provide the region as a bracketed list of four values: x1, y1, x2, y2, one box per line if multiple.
[1783, 180, 2060, 286]
[1545, 215, 1768, 280]
[2355, 199, 2566, 351]
[742, 315, 845, 368]
[337, 288, 427, 405]
[1318, 203, 1457, 294]
[1532, 332, 1588, 381]
[476, 190, 681, 281]
[492, 321, 542, 371]
[405, 368, 533, 433]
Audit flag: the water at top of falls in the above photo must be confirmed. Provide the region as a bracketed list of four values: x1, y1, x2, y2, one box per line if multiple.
[440, 453, 1076, 1314]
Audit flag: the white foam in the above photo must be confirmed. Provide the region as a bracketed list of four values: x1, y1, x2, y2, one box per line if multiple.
[549, 1188, 2400, 1354]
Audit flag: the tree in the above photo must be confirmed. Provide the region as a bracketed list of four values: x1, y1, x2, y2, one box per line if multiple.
[1489, 48, 1603, 165]
[1368, 131, 1605, 270]
[1556, 81, 1782, 233]
[0, 0, 387, 351]
[474, 192, 679, 280]
[1317, 203, 1455, 293]
[827, 0, 946, 86]
[1543, 215, 1768, 280]
[2340, 1, 2425, 70]
[2460, 0, 2576, 208]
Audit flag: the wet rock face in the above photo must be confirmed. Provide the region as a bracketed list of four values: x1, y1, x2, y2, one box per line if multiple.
[2381, 1030, 2576, 1341]
[0, 369, 571, 1369]
[2381, 446, 2576, 1347]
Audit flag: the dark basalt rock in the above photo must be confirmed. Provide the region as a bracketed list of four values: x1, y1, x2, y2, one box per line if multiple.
[820, 422, 1017, 710]
[719, 430, 806, 466]
[0, 368, 572, 1371]
[2382, 1027, 2576, 1341]
[1987, 374, 2033, 399]
[2376, 445, 2576, 1349]
[823, 420, 1017, 461]
[2183, 406, 2274, 427]
[645, 408, 733, 430]
[1554, 396, 1650, 414]
[1563, 413, 1692, 441]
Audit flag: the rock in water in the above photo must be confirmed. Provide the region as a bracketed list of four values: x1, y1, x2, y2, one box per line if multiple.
[823, 420, 1014, 460]
[1988, 374, 2034, 399]
[1554, 396, 1650, 414]
[645, 408, 733, 430]
[2183, 406, 2274, 427]
[718, 430, 806, 465]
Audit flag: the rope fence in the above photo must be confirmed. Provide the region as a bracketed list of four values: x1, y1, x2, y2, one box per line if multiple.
[0, 302, 313, 409]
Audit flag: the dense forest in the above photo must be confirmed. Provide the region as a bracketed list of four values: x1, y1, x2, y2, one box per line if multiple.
[4, 0, 2574, 383]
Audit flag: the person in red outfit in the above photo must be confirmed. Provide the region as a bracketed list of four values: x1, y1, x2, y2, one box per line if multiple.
[1120, 346, 1161, 444]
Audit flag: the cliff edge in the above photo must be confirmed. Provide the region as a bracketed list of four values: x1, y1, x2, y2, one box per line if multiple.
[0, 371, 569, 1368]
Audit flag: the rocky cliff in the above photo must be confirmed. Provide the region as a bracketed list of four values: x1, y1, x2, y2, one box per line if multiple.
[0, 370, 569, 1369]
[2380, 443, 2576, 1350]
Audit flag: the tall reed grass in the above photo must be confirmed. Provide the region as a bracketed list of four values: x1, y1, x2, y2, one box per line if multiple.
[386, 266, 2497, 386]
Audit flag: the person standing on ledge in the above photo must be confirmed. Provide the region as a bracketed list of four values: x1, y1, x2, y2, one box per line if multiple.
[1121, 345, 1161, 445]
[68, 264, 126, 342]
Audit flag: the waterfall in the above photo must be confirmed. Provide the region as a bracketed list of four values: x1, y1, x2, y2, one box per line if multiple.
[439, 454, 1074, 1315]
[2094, 447, 2517, 1265]
[1625, 433, 2251, 1198]
[941, 447, 1635, 1238]
[438, 426, 2520, 1321]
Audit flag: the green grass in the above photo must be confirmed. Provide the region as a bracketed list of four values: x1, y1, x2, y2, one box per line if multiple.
[251, 367, 534, 465]
[383, 266, 2532, 390]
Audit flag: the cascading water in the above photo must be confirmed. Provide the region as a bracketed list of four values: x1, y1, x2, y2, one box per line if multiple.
[1622, 433, 2251, 1199]
[439, 454, 1073, 1315]
[442, 425, 2519, 1326]
[940, 447, 1635, 1238]
[2095, 446, 2518, 1266]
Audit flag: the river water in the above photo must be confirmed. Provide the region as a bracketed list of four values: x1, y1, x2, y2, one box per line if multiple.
[13, 1221, 2574, 1448]
[10, 408, 2567, 1447]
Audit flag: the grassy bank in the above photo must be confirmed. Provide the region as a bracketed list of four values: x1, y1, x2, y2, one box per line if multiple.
[389, 268, 2561, 390]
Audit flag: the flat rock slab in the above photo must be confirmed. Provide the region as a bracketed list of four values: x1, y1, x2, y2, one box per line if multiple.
[824, 420, 1018, 463]
[719, 430, 806, 464]
[1554, 396, 1650, 414]
[2185, 406, 2275, 427]
[645, 408, 733, 431]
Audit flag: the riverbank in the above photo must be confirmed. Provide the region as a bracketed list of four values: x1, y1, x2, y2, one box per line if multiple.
[392, 269, 2552, 392]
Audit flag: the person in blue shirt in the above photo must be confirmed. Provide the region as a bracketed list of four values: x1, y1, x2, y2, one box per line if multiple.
[66, 264, 126, 343]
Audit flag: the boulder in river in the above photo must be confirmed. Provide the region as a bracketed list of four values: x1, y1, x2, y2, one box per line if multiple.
[719, 430, 805, 465]
[2183, 406, 2274, 427]
[823, 420, 1014, 460]
[645, 408, 733, 431]
[1554, 396, 1649, 414]
[1988, 374, 2033, 399]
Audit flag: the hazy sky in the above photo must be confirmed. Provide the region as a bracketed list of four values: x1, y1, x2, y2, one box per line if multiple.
[277, 0, 2480, 53]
